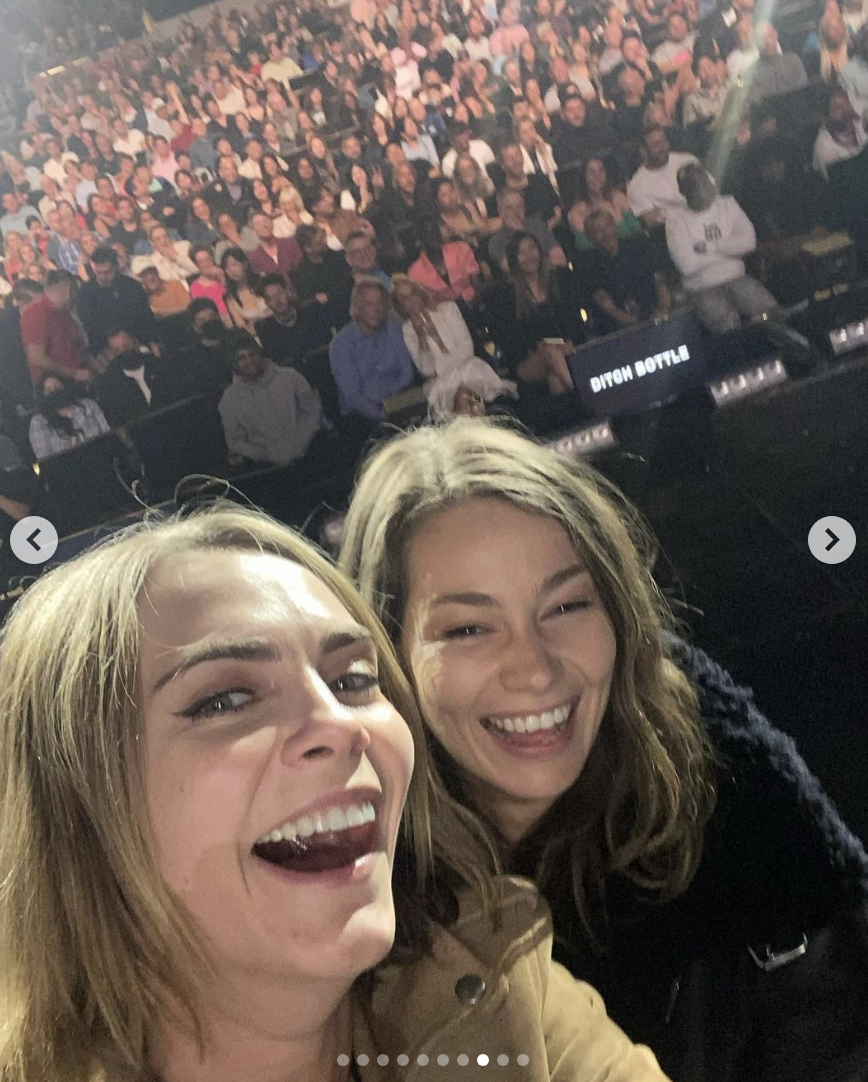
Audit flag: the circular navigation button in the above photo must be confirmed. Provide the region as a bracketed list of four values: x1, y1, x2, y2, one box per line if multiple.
[808, 516, 856, 565]
[10, 516, 59, 565]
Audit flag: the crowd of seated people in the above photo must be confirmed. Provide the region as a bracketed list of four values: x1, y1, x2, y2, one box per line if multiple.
[0, 0, 866, 491]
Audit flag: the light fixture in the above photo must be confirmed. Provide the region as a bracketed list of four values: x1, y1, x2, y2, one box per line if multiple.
[828, 318, 868, 356]
[546, 423, 618, 459]
[709, 358, 788, 406]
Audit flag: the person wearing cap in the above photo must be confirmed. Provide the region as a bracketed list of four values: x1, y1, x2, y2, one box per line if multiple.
[666, 162, 777, 333]
[440, 120, 496, 178]
[143, 93, 174, 141]
[218, 331, 322, 467]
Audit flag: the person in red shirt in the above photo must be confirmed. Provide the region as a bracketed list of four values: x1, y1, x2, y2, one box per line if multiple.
[20, 270, 90, 386]
[408, 218, 482, 306]
[246, 209, 303, 277]
[189, 245, 231, 323]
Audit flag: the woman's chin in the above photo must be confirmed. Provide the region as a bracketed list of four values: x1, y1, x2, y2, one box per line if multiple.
[331, 904, 397, 977]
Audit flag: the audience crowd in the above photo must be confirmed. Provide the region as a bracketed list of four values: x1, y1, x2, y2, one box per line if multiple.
[0, 0, 867, 496]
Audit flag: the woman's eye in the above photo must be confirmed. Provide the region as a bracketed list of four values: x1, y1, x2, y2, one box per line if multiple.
[443, 624, 485, 640]
[330, 672, 380, 700]
[181, 688, 254, 722]
[550, 599, 592, 617]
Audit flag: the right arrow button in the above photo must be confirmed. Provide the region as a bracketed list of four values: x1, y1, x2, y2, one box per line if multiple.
[809, 517, 856, 565]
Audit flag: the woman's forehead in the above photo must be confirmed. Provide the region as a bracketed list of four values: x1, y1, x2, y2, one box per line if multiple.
[141, 550, 353, 642]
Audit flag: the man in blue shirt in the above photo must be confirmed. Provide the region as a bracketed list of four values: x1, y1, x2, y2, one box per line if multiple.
[188, 118, 218, 174]
[329, 279, 415, 420]
[1, 192, 42, 239]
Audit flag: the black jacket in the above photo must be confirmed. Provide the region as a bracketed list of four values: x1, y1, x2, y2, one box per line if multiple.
[0, 307, 34, 413]
[516, 640, 868, 1082]
[94, 350, 194, 428]
[77, 273, 158, 357]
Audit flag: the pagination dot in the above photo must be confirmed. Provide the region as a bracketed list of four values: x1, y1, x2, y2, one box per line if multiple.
[517, 1054, 530, 1066]
[397, 1054, 410, 1066]
[437, 1054, 449, 1065]
[497, 1055, 510, 1066]
[357, 1055, 369, 1066]
[417, 1054, 430, 1066]
[337, 1054, 350, 1067]
[477, 1054, 489, 1065]
[457, 1054, 470, 1065]
[377, 1054, 389, 1066]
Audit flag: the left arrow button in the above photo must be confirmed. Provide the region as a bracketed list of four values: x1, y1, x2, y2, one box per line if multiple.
[10, 517, 59, 565]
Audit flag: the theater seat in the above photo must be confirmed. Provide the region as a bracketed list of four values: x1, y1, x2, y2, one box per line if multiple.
[126, 394, 229, 500]
[37, 432, 140, 537]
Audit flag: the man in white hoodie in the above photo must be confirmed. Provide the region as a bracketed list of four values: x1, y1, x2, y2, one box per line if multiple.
[666, 162, 777, 332]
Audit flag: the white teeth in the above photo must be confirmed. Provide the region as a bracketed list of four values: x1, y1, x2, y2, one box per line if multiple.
[484, 703, 573, 734]
[256, 800, 378, 846]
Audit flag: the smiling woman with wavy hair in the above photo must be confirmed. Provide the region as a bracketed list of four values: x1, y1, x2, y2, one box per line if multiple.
[0, 503, 669, 1082]
[339, 418, 868, 1082]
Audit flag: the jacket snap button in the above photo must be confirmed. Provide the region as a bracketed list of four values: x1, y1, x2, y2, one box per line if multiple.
[455, 974, 486, 1005]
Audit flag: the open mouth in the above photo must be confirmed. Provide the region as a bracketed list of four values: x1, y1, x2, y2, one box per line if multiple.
[480, 700, 577, 751]
[252, 800, 380, 874]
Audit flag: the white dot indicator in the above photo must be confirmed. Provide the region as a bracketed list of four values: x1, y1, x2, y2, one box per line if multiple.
[438, 1054, 449, 1065]
[398, 1054, 410, 1066]
[477, 1054, 489, 1066]
[417, 1054, 430, 1065]
[457, 1054, 470, 1065]
[498, 1055, 509, 1065]
[518, 1054, 530, 1066]
[357, 1055, 369, 1066]
[337, 1055, 350, 1067]
[377, 1054, 389, 1065]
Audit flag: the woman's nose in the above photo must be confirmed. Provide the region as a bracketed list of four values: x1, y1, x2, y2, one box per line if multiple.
[498, 627, 561, 694]
[279, 671, 372, 765]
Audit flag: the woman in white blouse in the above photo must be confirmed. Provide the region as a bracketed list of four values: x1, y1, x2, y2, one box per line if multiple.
[515, 116, 560, 190]
[391, 276, 517, 418]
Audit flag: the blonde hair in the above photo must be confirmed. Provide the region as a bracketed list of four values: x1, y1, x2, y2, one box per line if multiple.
[339, 419, 717, 947]
[452, 153, 494, 203]
[0, 505, 494, 1082]
[390, 273, 437, 319]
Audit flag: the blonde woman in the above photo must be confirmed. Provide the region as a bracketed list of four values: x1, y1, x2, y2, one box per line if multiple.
[272, 185, 314, 239]
[339, 420, 868, 1082]
[391, 276, 517, 417]
[0, 505, 669, 1082]
[452, 153, 500, 234]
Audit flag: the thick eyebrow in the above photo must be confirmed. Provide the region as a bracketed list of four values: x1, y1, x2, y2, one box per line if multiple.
[429, 564, 588, 609]
[150, 628, 374, 697]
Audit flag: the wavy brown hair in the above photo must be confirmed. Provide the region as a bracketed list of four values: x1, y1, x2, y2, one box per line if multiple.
[0, 505, 495, 1082]
[339, 419, 717, 948]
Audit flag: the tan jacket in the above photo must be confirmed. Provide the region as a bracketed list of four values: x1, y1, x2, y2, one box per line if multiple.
[354, 877, 669, 1081]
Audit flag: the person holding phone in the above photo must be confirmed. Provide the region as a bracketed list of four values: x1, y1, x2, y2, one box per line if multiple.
[0, 504, 670, 1082]
[340, 420, 868, 1082]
